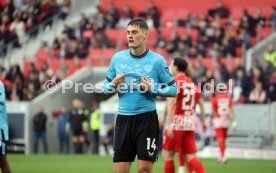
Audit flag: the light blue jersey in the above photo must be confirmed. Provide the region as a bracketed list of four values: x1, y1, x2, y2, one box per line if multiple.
[103, 49, 177, 115]
[0, 81, 9, 141]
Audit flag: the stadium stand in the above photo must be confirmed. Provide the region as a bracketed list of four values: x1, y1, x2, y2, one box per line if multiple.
[0, 0, 71, 57]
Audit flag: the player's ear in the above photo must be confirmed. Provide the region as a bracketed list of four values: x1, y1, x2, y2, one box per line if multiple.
[143, 29, 149, 40]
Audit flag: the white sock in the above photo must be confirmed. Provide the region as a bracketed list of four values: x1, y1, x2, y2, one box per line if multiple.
[178, 166, 185, 173]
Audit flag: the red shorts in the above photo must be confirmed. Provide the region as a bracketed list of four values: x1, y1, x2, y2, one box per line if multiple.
[215, 128, 228, 139]
[163, 130, 197, 154]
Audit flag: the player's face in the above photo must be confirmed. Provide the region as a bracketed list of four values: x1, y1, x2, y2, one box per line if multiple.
[127, 25, 148, 49]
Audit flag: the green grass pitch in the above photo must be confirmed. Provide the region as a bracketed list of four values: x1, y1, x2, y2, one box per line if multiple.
[7, 154, 276, 173]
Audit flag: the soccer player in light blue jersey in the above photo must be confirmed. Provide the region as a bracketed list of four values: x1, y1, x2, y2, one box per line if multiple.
[0, 81, 12, 173]
[103, 19, 177, 173]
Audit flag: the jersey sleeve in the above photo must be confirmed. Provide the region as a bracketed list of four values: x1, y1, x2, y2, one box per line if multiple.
[157, 58, 175, 84]
[0, 84, 5, 106]
[103, 56, 117, 95]
[0, 83, 9, 141]
[153, 58, 177, 97]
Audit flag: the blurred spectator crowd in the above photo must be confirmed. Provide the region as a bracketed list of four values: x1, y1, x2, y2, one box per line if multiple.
[0, 55, 84, 101]
[0, 0, 71, 56]
[48, 1, 276, 59]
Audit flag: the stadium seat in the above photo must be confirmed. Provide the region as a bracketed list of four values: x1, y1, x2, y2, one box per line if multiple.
[236, 47, 243, 57]
[105, 29, 121, 44]
[89, 56, 102, 67]
[176, 10, 189, 21]
[176, 28, 186, 37]
[201, 58, 214, 72]
[89, 49, 103, 66]
[36, 49, 49, 71]
[161, 27, 174, 41]
[251, 37, 257, 45]
[50, 58, 62, 74]
[189, 28, 199, 41]
[162, 10, 177, 28]
[148, 29, 158, 48]
[219, 57, 238, 72]
[260, 27, 273, 39]
[89, 48, 117, 66]
[105, 29, 127, 45]
[23, 59, 35, 77]
[261, 6, 272, 19]
[231, 7, 244, 22]
[89, 48, 103, 58]
[64, 59, 74, 69]
[102, 49, 117, 66]
[80, 58, 88, 67]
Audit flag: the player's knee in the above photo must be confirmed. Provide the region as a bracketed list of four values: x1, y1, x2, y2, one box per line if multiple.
[138, 165, 152, 173]
[164, 150, 174, 160]
[218, 138, 224, 143]
[185, 154, 196, 162]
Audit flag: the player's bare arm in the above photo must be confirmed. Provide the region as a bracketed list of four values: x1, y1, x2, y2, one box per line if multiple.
[162, 101, 168, 126]
[230, 107, 237, 130]
[166, 97, 176, 138]
[198, 98, 207, 131]
[166, 97, 176, 124]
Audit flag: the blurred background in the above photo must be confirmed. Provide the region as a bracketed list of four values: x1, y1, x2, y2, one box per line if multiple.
[0, 0, 276, 162]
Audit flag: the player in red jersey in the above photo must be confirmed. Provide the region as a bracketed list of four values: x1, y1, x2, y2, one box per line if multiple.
[163, 104, 187, 173]
[163, 58, 207, 173]
[211, 89, 236, 164]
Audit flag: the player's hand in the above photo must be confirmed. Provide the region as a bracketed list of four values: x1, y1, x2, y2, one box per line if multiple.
[210, 119, 213, 127]
[112, 74, 125, 86]
[202, 123, 207, 132]
[140, 77, 153, 92]
[167, 129, 174, 139]
[159, 120, 164, 128]
[232, 121, 237, 131]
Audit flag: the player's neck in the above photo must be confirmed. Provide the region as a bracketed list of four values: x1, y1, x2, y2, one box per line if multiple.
[175, 72, 185, 78]
[130, 46, 148, 57]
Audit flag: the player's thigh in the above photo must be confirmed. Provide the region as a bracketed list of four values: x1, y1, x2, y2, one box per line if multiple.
[138, 160, 154, 173]
[113, 162, 131, 173]
[163, 130, 183, 154]
[136, 111, 159, 162]
[113, 116, 136, 162]
[185, 153, 197, 162]
[182, 131, 197, 155]
[163, 149, 175, 160]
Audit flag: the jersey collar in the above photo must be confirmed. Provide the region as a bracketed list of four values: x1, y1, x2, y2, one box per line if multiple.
[130, 48, 149, 59]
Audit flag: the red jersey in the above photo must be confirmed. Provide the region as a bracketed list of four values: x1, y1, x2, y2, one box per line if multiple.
[171, 75, 202, 131]
[211, 94, 233, 128]
[174, 75, 202, 115]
